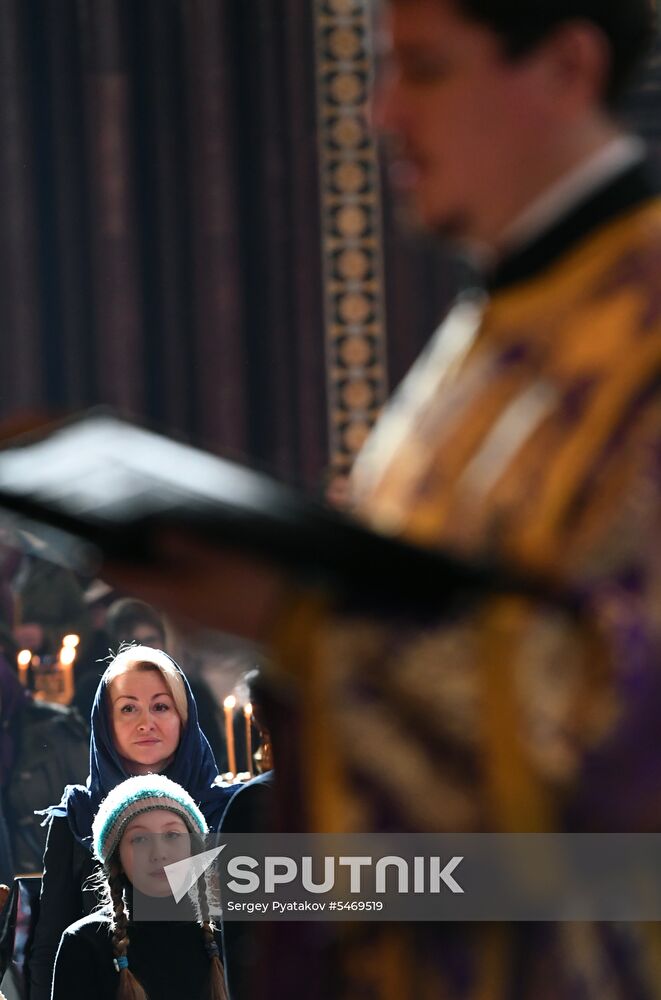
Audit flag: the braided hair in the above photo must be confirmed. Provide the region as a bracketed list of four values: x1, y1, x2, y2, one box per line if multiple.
[196, 864, 229, 1000]
[107, 858, 148, 1000]
[105, 843, 229, 1000]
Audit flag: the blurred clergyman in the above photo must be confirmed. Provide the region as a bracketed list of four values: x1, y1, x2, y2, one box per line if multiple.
[322, 0, 661, 995]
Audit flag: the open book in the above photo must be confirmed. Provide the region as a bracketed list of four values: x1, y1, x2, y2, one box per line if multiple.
[0, 410, 571, 620]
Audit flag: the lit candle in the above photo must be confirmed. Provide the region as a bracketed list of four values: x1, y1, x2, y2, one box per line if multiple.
[59, 645, 76, 667]
[244, 703, 253, 778]
[62, 633, 80, 649]
[223, 695, 237, 776]
[17, 648, 31, 686]
[59, 644, 76, 704]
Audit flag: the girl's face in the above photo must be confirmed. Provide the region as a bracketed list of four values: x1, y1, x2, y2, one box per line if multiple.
[119, 809, 191, 897]
[108, 669, 182, 774]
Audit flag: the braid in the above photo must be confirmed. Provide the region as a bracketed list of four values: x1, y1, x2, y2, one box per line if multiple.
[197, 873, 229, 1000]
[107, 859, 149, 1000]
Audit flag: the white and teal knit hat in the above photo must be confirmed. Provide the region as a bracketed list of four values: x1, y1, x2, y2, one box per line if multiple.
[92, 774, 208, 864]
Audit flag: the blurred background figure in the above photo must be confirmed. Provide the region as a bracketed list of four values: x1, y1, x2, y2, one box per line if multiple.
[0, 651, 88, 881]
[0, 527, 91, 666]
[72, 579, 116, 688]
[217, 669, 276, 1000]
[106, 597, 166, 650]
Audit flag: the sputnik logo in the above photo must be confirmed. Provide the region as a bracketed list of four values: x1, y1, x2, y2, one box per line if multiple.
[165, 845, 226, 902]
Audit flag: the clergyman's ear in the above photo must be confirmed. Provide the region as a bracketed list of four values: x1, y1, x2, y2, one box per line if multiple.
[540, 20, 611, 108]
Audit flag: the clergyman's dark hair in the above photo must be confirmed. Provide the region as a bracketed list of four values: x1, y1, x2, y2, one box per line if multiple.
[450, 0, 656, 105]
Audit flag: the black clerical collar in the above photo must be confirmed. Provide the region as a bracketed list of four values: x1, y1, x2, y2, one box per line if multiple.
[487, 159, 659, 294]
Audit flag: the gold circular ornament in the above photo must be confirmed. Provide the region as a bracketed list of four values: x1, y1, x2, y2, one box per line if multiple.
[342, 380, 373, 409]
[336, 205, 368, 237]
[333, 161, 366, 193]
[339, 336, 372, 366]
[329, 72, 363, 105]
[328, 27, 362, 60]
[336, 248, 370, 280]
[338, 292, 371, 324]
[331, 116, 364, 148]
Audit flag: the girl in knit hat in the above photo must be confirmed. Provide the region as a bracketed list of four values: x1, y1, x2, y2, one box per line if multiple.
[51, 774, 228, 1000]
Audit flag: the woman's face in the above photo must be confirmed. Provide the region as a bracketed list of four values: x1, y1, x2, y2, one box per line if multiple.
[108, 669, 182, 774]
[119, 810, 191, 897]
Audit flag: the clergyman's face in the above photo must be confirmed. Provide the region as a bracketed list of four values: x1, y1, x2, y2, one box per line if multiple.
[375, 0, 559, 245]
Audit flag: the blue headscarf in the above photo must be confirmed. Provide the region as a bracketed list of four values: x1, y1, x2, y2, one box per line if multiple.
[43, 652, 236, 850]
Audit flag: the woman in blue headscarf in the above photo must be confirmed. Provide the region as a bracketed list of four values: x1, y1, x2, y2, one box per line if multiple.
[29, 645, 235, 1000]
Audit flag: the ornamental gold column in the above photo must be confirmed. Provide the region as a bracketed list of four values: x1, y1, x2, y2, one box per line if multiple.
[314, 0, 389, 484]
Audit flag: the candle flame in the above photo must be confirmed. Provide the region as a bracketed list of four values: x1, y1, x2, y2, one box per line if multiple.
[62, 634, 80, 648]
[244, 702, 252, 718]
[224, 695, 236, 710]
[17, 649, 31, 667]
[59, 646, 76, 666]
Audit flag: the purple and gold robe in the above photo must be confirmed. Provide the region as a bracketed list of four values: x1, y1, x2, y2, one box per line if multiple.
[276, 164, 661, 998]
